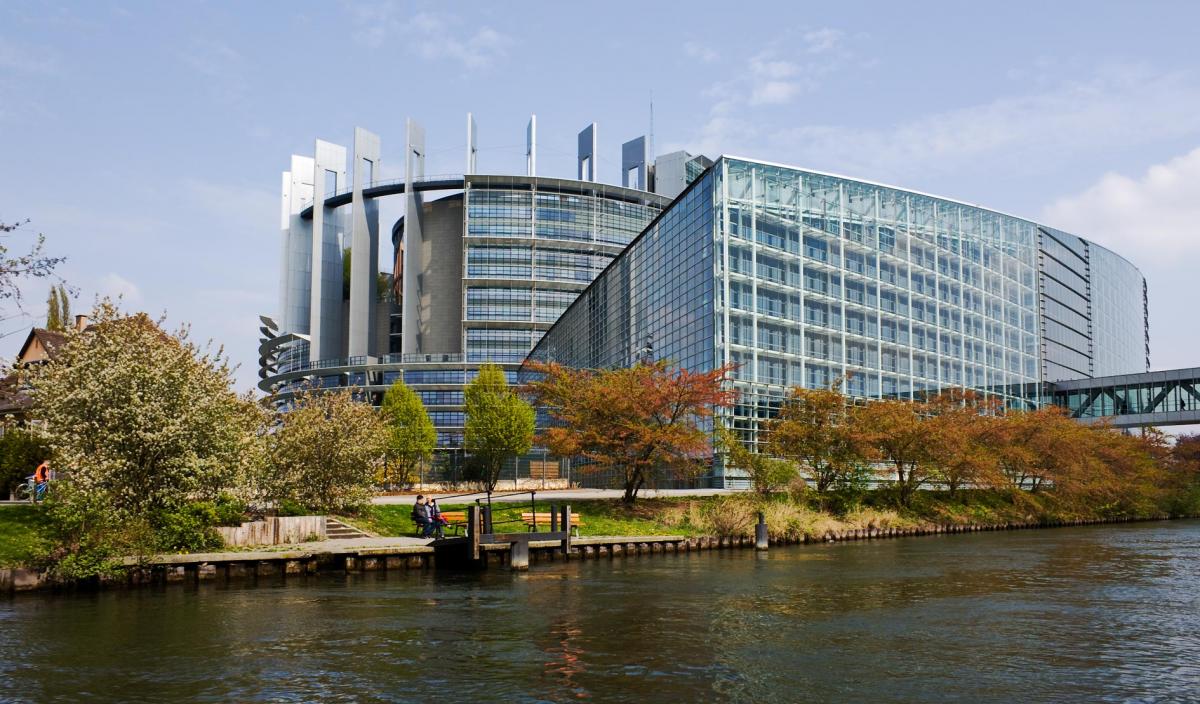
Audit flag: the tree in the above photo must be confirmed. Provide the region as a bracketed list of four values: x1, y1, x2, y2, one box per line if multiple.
[0, 426, 49, 497]
[851, 399, 933, 507]
[464, 364, 535, 491]
[526, 360, 737, 503]
[24, 300, 264, 575]
[266, 387, 388, 513]
[0, 219, 66, 312]
[46, 283, 71, 331]
[764, 381, 864, 505]
[379, 379, 436, 487]
[716, 423, 798, 496]
[924, 389, 1004, 496]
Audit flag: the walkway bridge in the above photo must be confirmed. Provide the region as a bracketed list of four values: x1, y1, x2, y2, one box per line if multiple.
[1048, 367, 1200, 428]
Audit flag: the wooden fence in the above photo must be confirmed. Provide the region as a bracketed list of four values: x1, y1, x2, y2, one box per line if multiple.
[215, 516, 326, 547]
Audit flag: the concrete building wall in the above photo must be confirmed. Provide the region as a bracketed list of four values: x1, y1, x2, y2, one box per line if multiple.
[280, 155, 314, 336]
[405, 195, 464, 355]
[348, 128, 381, 358]
[310, 140, 347, 361]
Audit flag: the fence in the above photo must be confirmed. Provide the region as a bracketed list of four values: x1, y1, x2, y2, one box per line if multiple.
[215, 516, 326, 548]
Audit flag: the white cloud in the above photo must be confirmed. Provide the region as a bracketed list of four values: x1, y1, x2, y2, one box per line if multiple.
[1042, 146, 1200, 267]
[802, 27, 844, 54]
[99, 273, 141, 304]
[349, 5, 511, 70]
[687, 66, 1200, 187]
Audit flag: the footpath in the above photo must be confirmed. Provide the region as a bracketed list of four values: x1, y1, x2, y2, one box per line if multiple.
[372, 487, 739, 505]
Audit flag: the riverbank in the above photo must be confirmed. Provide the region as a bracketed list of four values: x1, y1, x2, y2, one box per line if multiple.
[3, 488, 1196, 593]
[348, 488, 1193, 543]
[2, 500, 1191, 594]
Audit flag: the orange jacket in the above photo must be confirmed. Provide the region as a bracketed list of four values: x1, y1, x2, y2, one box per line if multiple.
[34, 462, 49, 483]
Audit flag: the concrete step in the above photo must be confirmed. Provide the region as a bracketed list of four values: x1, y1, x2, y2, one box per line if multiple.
[325, 518, 373, 540]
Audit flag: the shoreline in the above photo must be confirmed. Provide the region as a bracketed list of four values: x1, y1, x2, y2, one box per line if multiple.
[2, 513, 1191, 596]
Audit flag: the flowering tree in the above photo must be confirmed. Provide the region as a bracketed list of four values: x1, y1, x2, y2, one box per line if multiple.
[526, 361, 737, 503]
[265, 387, 388, 513]
[25, 301, 264, 576]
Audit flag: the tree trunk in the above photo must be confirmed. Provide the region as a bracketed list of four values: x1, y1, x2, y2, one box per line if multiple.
[623, 470, 645, 504]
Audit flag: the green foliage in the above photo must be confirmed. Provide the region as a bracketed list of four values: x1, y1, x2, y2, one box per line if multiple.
[717, 424, 798, 495]
[464, 364, 534, 491]
[379, 379, 436, 487]
[21, 300, 266, 580]
[211, 493, 247, 526]
[153, 502, 224, 554]
[276, 499, 309, 517]
[265, 387, 388, 514]
[0, 505, 51, 567]
[45, 284, 71, 331]
[0, 428, 49, 496]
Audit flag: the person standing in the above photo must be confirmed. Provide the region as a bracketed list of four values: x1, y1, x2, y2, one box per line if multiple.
[32, 460, 50, 502]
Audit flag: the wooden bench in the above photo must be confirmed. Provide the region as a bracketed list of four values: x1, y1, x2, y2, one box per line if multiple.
[521, 512, 583, 537]
[413, 510, 468, 537]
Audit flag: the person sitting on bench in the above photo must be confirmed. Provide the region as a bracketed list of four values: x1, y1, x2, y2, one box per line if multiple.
[411, 495, 438, 538]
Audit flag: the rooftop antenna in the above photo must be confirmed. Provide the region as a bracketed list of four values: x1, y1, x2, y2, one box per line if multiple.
[649, 91, 655, 161]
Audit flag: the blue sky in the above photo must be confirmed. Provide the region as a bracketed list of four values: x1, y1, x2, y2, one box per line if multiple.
[3, 1, 1200, 391]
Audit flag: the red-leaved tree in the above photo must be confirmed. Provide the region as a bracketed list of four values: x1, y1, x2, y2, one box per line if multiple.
[525, 361, 737, 503]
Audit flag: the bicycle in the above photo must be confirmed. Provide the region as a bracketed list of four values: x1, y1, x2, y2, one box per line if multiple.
[14, 476, 46, 503]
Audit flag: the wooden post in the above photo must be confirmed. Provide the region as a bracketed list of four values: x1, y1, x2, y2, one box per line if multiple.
[468, 505, 481, 561]
[529, 490, 537, 532]
[550, 503, 558, 532]
[561, 504, 572, 558]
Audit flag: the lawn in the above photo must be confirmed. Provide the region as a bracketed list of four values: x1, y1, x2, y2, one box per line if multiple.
[0, 504, 50, 567]
[347, 498, 698, 538]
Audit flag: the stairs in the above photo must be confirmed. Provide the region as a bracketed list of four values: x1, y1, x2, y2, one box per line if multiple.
[325, 517, 373, 540]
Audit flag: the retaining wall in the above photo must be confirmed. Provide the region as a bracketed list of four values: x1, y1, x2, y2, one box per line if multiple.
[214, 516, 326, 548]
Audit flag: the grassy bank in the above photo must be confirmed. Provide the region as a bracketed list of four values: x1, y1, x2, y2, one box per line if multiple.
[0, 505, 50, 567]
[348, 488, 1195, 542]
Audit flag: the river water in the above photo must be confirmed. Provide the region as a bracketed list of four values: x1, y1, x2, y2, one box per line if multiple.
[1, 520, 1197, 703]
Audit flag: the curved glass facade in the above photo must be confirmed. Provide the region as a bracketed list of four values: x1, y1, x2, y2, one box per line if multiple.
[529, 157, 1149, 476]
[261, 174, 667, 456]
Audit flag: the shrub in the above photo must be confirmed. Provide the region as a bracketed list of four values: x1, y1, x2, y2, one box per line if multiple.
[154, 502, 224, 554]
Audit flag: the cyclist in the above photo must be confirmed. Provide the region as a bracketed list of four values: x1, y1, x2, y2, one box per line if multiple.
[32, 460, 50, 502]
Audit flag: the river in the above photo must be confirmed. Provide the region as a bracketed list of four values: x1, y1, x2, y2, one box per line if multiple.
[1, 520, 1197, 703]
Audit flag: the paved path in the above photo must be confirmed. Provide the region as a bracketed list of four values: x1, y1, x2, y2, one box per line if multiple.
[372, 487, 740, 505]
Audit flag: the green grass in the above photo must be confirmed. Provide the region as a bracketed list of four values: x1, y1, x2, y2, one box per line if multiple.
[0, 504, 51, 567]
[348, 499, 699, 538]
[343, 487, 1193, 543]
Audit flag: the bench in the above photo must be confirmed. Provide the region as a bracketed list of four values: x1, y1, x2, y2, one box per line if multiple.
[521, 512, 583, 537]
[413, 510, 468, 537]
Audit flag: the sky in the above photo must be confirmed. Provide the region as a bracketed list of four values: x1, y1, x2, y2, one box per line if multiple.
[2, 0, 1200, 394]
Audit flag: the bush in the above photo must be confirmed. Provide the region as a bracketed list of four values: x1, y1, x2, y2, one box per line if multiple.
[276, 499, 309, 517]
[212, 493, 247, 526]
[154, 502, 224, 554]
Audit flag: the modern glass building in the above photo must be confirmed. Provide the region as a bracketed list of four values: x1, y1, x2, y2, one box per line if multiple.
[527, 157, 1150, 486]
[259, 117, 688, 474]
